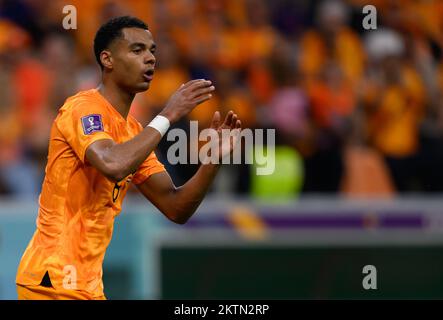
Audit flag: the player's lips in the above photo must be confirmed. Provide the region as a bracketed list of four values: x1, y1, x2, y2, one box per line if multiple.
[143, 69, 154, 82]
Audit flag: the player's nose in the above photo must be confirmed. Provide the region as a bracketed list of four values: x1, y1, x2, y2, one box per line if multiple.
[144, 51, 156, 66]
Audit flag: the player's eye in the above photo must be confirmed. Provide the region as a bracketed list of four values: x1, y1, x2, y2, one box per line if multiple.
[133, 48, 142, 54]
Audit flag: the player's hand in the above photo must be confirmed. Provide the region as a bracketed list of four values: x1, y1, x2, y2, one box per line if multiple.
[159, 79, 214, 124]
[203, 111, 242, 164]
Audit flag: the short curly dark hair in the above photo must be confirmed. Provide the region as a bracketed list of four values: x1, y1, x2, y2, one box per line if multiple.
[93, 16, 148, 69]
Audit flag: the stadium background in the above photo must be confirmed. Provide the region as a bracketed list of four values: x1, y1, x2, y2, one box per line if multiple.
[1, 0, 443, 299]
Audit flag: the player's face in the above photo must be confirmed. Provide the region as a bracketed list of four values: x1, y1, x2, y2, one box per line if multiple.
[110, 28, 156, 93]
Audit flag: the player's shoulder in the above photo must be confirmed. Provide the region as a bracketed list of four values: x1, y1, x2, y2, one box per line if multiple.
[59, 89, 105, 114]
[53, 89, 110, 130]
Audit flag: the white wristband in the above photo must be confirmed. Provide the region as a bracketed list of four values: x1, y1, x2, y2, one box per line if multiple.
[147, 115, 170, 137]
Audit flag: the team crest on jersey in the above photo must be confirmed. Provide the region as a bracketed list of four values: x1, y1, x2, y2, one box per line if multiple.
[81, 114, 104, 135]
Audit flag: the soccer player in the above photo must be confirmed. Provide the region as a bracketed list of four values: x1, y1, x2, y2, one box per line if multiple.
[16, 16, 242, 300]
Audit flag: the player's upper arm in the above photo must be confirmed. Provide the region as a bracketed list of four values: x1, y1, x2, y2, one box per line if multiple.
[85, 139, 125, 182]
[56, 100, 122, 181]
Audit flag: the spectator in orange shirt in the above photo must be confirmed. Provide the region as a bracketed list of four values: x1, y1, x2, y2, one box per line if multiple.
[363, 29, 426, 191]
[298, 0, 365, 87]
[303, 61, 356, 192]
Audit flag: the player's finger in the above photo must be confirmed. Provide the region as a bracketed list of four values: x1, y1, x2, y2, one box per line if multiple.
[210, 111, 221, 129]
[180, 79, 207, 91]
[193, 94, 213, 105]
[190, 85, 215, 99]
[187, 80, 213, 92]
[230, 114, 238, 129]
[235, 120, 242, 129]
[222, 111, 234, 128]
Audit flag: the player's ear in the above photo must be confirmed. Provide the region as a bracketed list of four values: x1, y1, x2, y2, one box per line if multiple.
[100, 50, 113, 70]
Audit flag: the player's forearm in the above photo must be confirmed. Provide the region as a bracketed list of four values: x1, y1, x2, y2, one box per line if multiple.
[88, 79, 214, 182]
[170, 163, 220, 224]
[96, 126, 162, 181]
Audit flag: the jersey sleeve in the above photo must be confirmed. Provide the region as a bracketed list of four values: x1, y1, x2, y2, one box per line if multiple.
[132, 151, 166, 185]
[56, 100, 114, 163]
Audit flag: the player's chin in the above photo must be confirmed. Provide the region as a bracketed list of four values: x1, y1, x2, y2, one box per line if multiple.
[134, 81, 150, 92]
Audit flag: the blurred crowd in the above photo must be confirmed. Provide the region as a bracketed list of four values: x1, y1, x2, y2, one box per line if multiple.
[1, 0, 443, 198]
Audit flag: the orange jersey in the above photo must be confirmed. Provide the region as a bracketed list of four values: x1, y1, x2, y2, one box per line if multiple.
[16, 89, 165, 298]
[16, 284, 106, 300]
